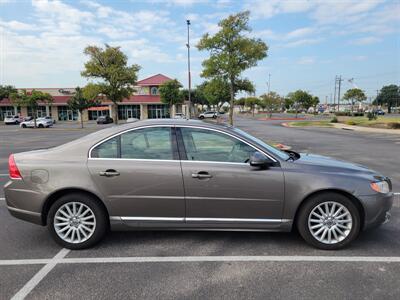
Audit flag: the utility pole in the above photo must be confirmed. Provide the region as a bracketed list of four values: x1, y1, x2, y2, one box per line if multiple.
[337, 75, 343, 112]
[333, 76, 337, 111]
[186, 19, 191, 119]
[267, 73, 271, 94]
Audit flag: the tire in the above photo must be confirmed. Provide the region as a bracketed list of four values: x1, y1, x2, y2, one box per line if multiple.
[199, 116, 204, 119]
[296, 192, 361, 250]
[47, 193, 108, 250]
[21, 124, 27, 128]
[38, 124, 44, 128]
[213, 115, 217, 119]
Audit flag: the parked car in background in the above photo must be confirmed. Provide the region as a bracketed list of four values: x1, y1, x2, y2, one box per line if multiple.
[198, 111, 218, 119]
[126, 117, 139, 123]
[4, 115, 23, 125]
[375, 109, 385, 115]
[173, 113, 186, 119]
[40, 116, 56, 124]
[4, 119, 393, 250]
[20, 117, 53, 128]
[97, 116, 114, 124]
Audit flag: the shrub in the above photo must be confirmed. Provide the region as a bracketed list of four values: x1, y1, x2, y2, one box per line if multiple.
[387, 122, 400, 129]
[345, 120, 357, 125]
[367, 111, 377, 121]
[352, 112, 364, 117]
[335, 111, 350, 116]
[330, 116, 338, 123]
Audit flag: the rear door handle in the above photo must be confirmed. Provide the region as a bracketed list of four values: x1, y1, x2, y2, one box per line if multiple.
[99, 169, 120, 177]
[192, 171, 212, 179]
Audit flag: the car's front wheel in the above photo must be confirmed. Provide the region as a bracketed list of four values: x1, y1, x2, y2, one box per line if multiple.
[47, 193, 108, 249]
[297, 192, 361, 250]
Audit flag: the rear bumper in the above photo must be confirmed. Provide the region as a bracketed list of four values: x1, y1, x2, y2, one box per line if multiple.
[4, 180, 45, 226]
[359, 192, 393, 230]
[7, 206, 42, 225]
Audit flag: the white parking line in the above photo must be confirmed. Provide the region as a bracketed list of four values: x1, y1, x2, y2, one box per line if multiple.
[0, 174, 8, 176]
[0, 198, 4, 201]
[1, 255, 400, 267]
[10, 248, 70, 300]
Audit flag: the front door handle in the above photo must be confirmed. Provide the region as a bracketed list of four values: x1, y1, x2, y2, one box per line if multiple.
[192, 171, 212, 179]
[99, 169, 120, 177]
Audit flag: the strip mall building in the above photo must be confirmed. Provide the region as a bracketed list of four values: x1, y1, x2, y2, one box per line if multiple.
[0, 74, 186, 121]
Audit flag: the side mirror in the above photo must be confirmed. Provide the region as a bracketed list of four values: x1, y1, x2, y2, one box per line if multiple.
[249, 151, 274, 168]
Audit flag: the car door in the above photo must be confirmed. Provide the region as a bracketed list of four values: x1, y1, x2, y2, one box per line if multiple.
[87, 126, 185, 226]
[177, 126, 285, 228]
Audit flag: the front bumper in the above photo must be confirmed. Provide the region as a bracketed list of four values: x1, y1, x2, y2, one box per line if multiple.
[359, 192, 394, 230]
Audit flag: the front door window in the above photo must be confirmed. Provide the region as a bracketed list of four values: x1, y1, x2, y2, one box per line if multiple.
[180, 127, 257, 163]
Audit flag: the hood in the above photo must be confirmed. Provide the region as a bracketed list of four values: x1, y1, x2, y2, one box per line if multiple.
[294, 153, 376, 175]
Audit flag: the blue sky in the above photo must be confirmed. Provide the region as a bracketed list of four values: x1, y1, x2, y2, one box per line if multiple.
[0, 0, 399, 102]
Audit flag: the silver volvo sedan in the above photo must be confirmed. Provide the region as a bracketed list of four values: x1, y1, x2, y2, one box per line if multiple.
[5, 119, 393, 250]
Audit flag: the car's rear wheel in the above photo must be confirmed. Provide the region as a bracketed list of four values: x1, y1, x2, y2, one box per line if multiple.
[47, 193, 108, 249]
[21, 124, 27, 128]
[296, 192, 361, 250]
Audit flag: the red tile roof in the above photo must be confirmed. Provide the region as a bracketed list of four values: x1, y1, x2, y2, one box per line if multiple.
[137, 74, 173, 86]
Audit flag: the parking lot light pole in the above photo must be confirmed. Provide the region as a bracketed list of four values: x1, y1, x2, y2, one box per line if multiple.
[186, 19, 191, 119]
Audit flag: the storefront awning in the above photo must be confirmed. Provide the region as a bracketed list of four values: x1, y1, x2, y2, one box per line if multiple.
[87, 106, 109, 111]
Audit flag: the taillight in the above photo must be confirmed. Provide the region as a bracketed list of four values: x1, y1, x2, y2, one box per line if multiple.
[9, 154, 22, 180]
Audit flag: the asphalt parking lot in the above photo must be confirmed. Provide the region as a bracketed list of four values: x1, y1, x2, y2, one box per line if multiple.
[0, 118, 399, 299]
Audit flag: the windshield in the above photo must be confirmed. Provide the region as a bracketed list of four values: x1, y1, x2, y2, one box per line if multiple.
[232, 128, 290, 161]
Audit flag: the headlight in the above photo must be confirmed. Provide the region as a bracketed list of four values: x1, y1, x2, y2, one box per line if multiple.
[370, 180, 390, 194]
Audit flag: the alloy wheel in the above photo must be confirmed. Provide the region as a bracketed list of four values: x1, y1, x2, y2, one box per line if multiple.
[53, 202, 96, 244]
[308, 201, 353, 244]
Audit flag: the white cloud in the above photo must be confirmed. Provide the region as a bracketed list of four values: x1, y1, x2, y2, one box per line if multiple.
[0, 20, 37, 31]
[285, 27, 315, 40]
[245, 0, 312, 19]
[284, 38, 321, 48]
[351, 36, 381, 45]
[297, 56, 315, 65]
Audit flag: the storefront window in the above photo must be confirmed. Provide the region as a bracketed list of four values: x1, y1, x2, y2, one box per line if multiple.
[88, 108, 110, 120]
[27, 106, 49, 118]
[118, 105, 140, 120]
[0, 106, 20, 120]
[148, 104, 170, 119]
[58, 106, 78, 121]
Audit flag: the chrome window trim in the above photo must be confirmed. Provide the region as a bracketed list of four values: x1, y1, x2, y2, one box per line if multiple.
[88, 123, 279, 163]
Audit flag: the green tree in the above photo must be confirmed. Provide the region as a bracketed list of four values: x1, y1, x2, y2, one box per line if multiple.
[197, 11, 268, 125]
[81, 44, 140, 124]
[287, 90, 314, 118]
[203, 78, 231, 111]
[68, 86, 100, 128]
[235, 97, 246, 112]
[159, 79, 183, 116]
[10, 90, 53, 128]
[343, 88, 366, 114]
[244, 97, 260, 117]
[284, 97, 295, 110]
[374, 85, 400, 113]
[261, 92, 283, 118]
[0, 85, 17, 101]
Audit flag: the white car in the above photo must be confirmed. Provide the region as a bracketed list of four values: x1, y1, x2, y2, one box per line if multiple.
[126, 117, 139, 123]
[20, 117, 53, 128]
[4, 115, 23, 125]
[198, 111, 218, 119]
[173, 113, 186, 119]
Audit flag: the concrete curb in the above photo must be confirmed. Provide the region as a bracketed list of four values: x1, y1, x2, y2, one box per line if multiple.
[332, 123, 400, 135]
